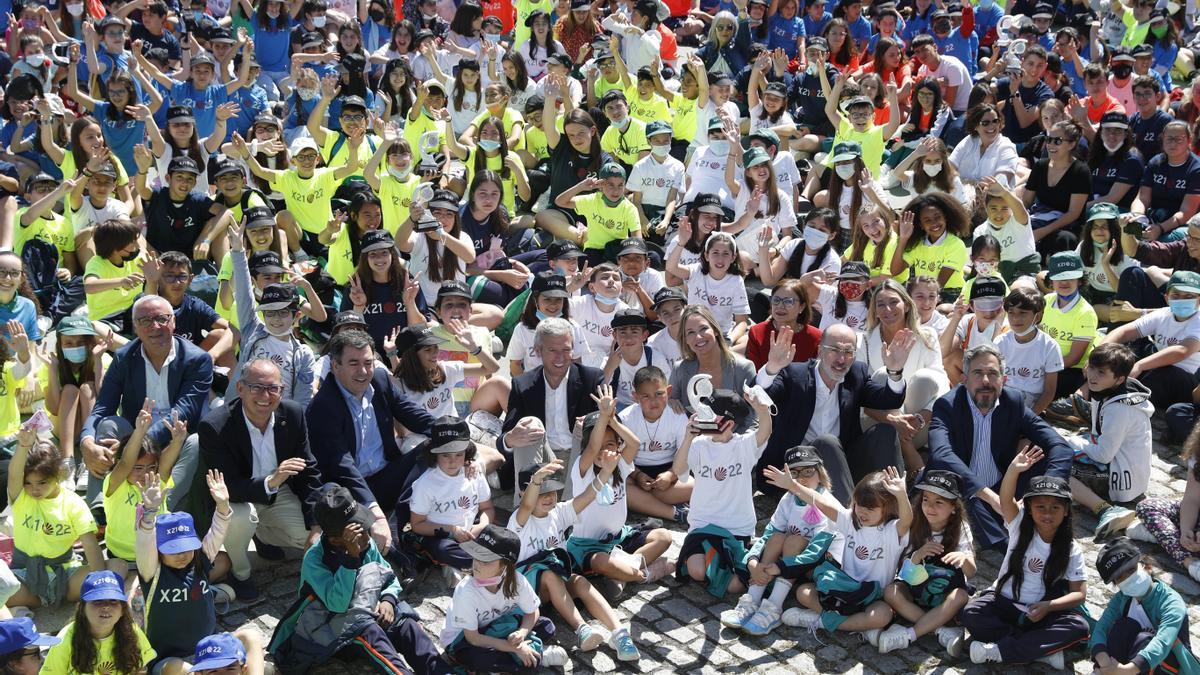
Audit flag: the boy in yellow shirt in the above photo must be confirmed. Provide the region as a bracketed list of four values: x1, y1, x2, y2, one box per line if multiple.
[627, 66, 672, 124]
[598, 89, 650, 173]
[554, 163, 643, 265]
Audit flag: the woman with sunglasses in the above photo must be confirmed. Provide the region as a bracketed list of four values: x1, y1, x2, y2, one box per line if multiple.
[695, 11, 746, 76]
[1018, 119, 1091, 262]
[948, 103, 1019, 189]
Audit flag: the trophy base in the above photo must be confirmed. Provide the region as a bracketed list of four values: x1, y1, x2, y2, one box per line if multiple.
[691, 419, 725, 434]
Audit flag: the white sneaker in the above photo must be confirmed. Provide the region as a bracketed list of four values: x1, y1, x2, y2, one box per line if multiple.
[1126, 520, 1156, 543]
[575, 623, 603, 652]
[877, 624, 911, 654]
[643, 557, 674, 583]
[541, 645, 569, 667]
[1189, 560, 1200, 584]
[862, 628, 881, 646]
[780, 607, 822, 630]
[74, 461, 89, 493]
[970, 641, 1002, 664]
[720, 593, 758, 628]
[936, 626, 965, 657]
[1037, 651, 1065, 670]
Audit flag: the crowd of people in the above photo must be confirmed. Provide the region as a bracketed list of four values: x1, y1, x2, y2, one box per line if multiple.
[0, 0, 1197, 669]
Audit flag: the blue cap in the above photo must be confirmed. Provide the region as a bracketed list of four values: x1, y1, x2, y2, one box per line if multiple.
[0, 618, 59, 656]
[156, 512, 202, 555]
[80, 571, 126, 602]
[191, 632, 246, 671]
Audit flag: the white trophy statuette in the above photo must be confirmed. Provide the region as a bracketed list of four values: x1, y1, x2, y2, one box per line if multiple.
[687, 374, 723, 433]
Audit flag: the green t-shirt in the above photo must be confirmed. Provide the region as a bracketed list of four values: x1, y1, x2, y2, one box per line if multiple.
[470, 107, 526, 138]
[321, 131, 378, 169]
[669, 92, 699, 142]
[269, 168, 339, 234]
[861, 232, 904, 283]
[0, 366, 27, 438]
[574, 193, 640, 250]
[379, 172, 421, 236]
[1121, 11, 1151, 47]
[83, 254, 143, 320]
[828, 118, 886, 177]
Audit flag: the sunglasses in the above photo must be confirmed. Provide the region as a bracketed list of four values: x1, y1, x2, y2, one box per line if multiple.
[978, 118, 1000, 127]
[1045, 136, 1067, 145]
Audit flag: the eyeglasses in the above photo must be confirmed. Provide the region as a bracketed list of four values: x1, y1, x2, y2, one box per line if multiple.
[0, 269, 21, 279]
[162, 273, 190, 283]
[341, 114, 366, 123]
[821, 345, 856, 357]
[104, 30, 125, 38]
[770, 296, 797, 307]
[245, 382, 285, 396]
[1162, 136, 1187, 145]
[1045, 136, 1067, 145]
[131, 463, 159, 472]
[790, 467, 818, 478]
[1134, 90, 1156, 99]
[295, 153, 319, 161]
[716, 24, 734, 31]
[135, 314, 173, 328]
[263, 309, 295, 319]
[978, 118, 1000, 127]
[484, 94, 505, 104]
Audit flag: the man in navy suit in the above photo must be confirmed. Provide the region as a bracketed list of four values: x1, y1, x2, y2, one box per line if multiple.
[80, 295, 213, 510]
[928, 344, 1073, 549]
[755, 323, 915, 503]
[306, 329, 435, 555]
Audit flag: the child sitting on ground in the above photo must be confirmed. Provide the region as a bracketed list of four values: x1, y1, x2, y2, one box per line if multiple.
[619, 366, 692, 523]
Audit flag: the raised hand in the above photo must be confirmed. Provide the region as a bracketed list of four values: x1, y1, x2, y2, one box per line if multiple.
[215, 101, 241, 121]
[881, 328, 916, 372]
[590, 383, 616, 419]
[206, 469, 230, 510]
[898, 209, 914, 240]
[226, 219, 245, 251]
[1010, 445, 1044, 473]
[676, 214, 692, 242]
[320, 73, 340, 99]
[762, 465, 799, 494]
[167, 411, 187, 443]
[881, 465, 906, 497]
[766, 324, 796, 373]
[348, 274, 367, 308]
[6, 320, 29, 359]
[445, 317, 478, 352]
[134, 397, 154, 433]
[139, 470, 164, 512]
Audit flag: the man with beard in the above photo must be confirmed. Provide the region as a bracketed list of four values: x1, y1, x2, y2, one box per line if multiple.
[927, 344, 1072, 549]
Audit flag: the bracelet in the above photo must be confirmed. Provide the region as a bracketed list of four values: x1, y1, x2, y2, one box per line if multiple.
[469, 345, 483, 356]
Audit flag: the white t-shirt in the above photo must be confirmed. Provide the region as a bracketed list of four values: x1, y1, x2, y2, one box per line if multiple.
[397, 361, 465, 419]
[748, 104, 795, 133]
[773, 153, 802, 204]
[647, 328, 682, 379]
[619, 404, 689, 467]
[832, 508, 909, 587]
[1132, 307, 1200, 373]
[955, 313, 1010, 350]
[682, 263, 749, 337]
[694, 99, 741, 146]
[665, 238, 702, 270]
[569, 295, 628, 368]
[447, 83, 482, 136]
[439, 572, 541, 646]
[517, 40, 565, 81]
[922, 311, 950, 334]
[611, 349, 649, 407]
[619, 268, 666, 311]
[686, 431, 763, 536]
[992, 506, 1086, 604]
[409, 464, 492, 527]
[995, 330, 1064, 404]
[816, 285, 868, 332]
[409, 232, 472, 304]
[1075, 243, 1140, 294]
[779, 238, 841, 277]
[506, 321, 591, 375]
[629, 155, 686, 209]
[683, 146, 741, 210]
[768, 492, 839, 544]
[974, 217, 1037, 263]
[733, 186, 797, 264]
[72, 197, 131, 236]
[507, 502, 576, 564]
[570, 456, 633, 540]
[917, 55, 972, 111]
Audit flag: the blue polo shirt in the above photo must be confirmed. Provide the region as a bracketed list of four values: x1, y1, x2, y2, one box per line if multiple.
[169, 79, 231, 138]
[0, 295, 41, 347]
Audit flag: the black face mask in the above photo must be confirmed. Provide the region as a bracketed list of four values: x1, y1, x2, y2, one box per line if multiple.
[1113, 66, 1132, 78]
[122, 248, 141, 262]
[933, 21, 951, 32]
[369, 8, 385, 20]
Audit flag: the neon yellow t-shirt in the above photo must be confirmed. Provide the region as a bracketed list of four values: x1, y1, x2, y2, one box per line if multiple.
[901, 235, 967, 291]
[514, 0, 553, 46]
[101, 474, 172, 562]
[326, 227, 358, 286]
[321, 131, 378, 169]
[669, 92, 699, 142]
[600, 118, 650, 167]
[403, 113, 445, 158]
[1040, 294, 1097, 369]
[828, 119, 886, 177]
[379, 173, 422, 236]
[861, 232, 905, 283]
[464, 149, 517, 215]
[574, 193, 640, 251]
[269, 168, 339, 234]
[1121, 11, 1150, 47]
[59, 152, 131, 186]
[83, 254, 143, 321]
[522, 124, 550, 161]
[14, 209, 74, 266]
[11, 489, 97, 559]
[593, 76, 625, 100]
[625, 86, 672, 124]
[42, 621, 155, 675]
[0, 366, 27, 437]
[219, 189, 268, 227]
[470, 107, 526, 139]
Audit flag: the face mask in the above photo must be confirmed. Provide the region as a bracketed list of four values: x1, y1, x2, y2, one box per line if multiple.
[1118, 569, 1151, 597]
[1113, 67, 1132, 79]
[535, 309, 561, 321]
[923, 162, 943, 177]
[312, 15, 326, 26]
[387, 165, 413, 180]
[801, 501, 823, 525]
[650, 144, 670, 158]
[839, 281, 865, 301]
[834, 164, 856, 180]
[806, 63, 819, 76]
[472, 574, 503, 587]
[484, 33, 501, 43]
[1103, 139, 1124, 153]
[594, 293, 619, 307]
[803, 225, 830, 249]
[422, 11, 438, 20]
[121, 248, 141, 262]
[264, 321, 294, 338]
[66, 2, 84, 16]
[979, 0, 994, 9]
[369, 8, 386, 21]
[192, 10, 203, 20]
[974, 260, 997, 277]
[1057, 290, 1080, 304]
[297, 87, 320, 101]
[709, 139, 729, 155]
[612, 116, 630, 130]
[267, 8, 281, 17]
[63, 346, 88, 364]
[594, 481, 616, 505]
[478, 139, 501, 153]
[1151, 24, 1168, 37]
[552, 266, 567, 277]
[1012, 324, 1037, 337]
[20, 18, 37, 29]
[1169, 297, 1198, 319]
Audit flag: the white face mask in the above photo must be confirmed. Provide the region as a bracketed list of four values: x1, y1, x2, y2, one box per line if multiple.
[312, 15, 326, 26]
[834, 164, 855, 180]
[387, 165, 413, 180]
[267, 8, 280, 17]
[974, 260, 997, 277]
[264, 321, 294, 338]
[922, 162, 943, 177]
[650, 143, 670, 157]
[709, 139, 729, 155]
[66, 2, 84, 16]
[1118, 569, 1151, 598]
[803, 225, 829, 249]
[297, 87, 320, 101]
[1103, 139, 1124, 153]
[422, 11, 438, 20]
[1012, 324, 1037, 337]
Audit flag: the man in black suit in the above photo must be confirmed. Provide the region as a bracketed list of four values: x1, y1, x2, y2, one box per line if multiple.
[755, 323, 915, 502]
[199, 359, 324, 600]
[499, 317, 604, 491]
[306, 329, 435, 555]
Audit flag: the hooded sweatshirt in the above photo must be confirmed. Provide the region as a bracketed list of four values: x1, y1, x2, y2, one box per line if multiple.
[1065, 378, 1154, 503]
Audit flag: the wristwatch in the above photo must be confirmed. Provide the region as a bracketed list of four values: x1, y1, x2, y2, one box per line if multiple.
[886, 368, 903, 381]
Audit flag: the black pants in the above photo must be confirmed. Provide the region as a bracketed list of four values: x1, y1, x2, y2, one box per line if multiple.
[959, 591, 1089, 663]
[770, 429, 901, 505]
[1098, 616, 1190, 670]
[1141, 364, 1199, 410]
[1166, 403, 1198, 443]
[346, 617, 457, 675]
[365, 452, 421, 543]
[1054, 367, 1086, 399]
[1117, 267, 1168, 309]
[449, 616, 555, 673]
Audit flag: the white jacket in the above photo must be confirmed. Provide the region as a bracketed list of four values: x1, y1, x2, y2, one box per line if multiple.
[856, 326, 950, 411]
[1066, 379, 1155, 503]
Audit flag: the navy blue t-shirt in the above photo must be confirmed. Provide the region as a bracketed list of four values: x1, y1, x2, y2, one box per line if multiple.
[144, 189, 217, 255]
[131, 24, 182, 62]
[788, 64, 839, 136]
[1090, 148, 1144, 210]
[340, 278, 430, 355]
[996, 77, 1053, 144]
[1141, 152, 1200, 215]
[1129, 110, 1171, 163]
[173, 293, 222, 344]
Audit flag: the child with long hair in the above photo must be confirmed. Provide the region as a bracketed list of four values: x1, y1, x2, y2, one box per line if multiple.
[509, 458, 641, 661]
[891, 136, 969, 204]
[971, 176, 1038, 283]
[768, 467, 911, 639]
[444, 114, 531, 217]
[135, 470, 235, 672]
[758, 208, 841, 287]
[879, 470, 976, 655]
[397, 190, 478, 306]
[728, 146, 796, 268]
[847, 202, 900, 284]
[907, 275, 949, 333]
[378, 58, 417, 125]
[1077, 202, 1139, 317]
[40, 571, 155, 675]
[344, 231, 428, 357]
[665, 193, 723, 277]
[807, 143, 868, 249]
[393, 323, 500, 418]
[891, 193, 971, 303]
[666, 225, 749, 344]
[723, 446, 839, 635]
[802, 260, 870, 331]
[364, 134, 422, 234]
[959, 450, 1088, 668]
[506, 272, 590, 376]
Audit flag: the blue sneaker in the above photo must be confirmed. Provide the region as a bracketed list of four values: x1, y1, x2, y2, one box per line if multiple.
[1095, 505, 1137, 542]
[608, 628, 640, 661]
[225, 574, 260, 602]
[741, 599, 782, 636]
[719, 594, 758, 628]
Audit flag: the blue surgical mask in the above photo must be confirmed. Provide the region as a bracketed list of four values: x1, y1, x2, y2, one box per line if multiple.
[709, 139, 730, 155]
[1057, 290, 1079, 304]
[63, 346, 88, 364]
[979, 0, 994, 9]
[535, 309, 561, 320]
[478, 139, 501, 153]
[594, 481, 616, 505]
[1118, 568, 1151, 597]
[1169, 297, 1198, 319]
[593, 293, 619, 306]
[802, 225, 829, 249]
[552, 266, 567, 276]
[484, 33, 501, 43]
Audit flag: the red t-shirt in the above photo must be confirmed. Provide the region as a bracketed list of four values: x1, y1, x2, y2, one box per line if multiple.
[745, 320, 823, 370]
[658, 24, 678, 63]
[481, 0, 515, 33]
[1084, 94, 1125, 124]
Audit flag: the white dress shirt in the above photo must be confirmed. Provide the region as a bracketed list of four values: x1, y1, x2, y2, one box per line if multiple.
[756, 363, 905, 444]
[142, 341, 177, 422]
[544, 375, 571, 450]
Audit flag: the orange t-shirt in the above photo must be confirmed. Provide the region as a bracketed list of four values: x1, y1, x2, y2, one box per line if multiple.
[1084, 94, 1125, 124]
[481, 0, 515, 32]
[658, 24, 678, 63]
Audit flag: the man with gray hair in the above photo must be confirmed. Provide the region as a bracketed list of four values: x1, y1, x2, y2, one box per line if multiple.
[499, 318, 605, 489]
[927, 344, 1073, 549]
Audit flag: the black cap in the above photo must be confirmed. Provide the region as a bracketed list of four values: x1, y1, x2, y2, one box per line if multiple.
[837, 261, 870, 280]
[93, 161, 118, 179]
[548, 52, 573, 67]
[98, 15, 125, 29]
[599, 88, 627, 108]
[300, 30, 326, 48]
[570, 0, 590, 8]
[359, 229, 395, 253]
[547, 240, 586, 259]
[459, 524, 521, 563]
[437, 280, 473, 301]
[23, 172, 56, 191]
[692, 193, 724, 215]
[257, 283, 298, 311]
[333, 310, 367, 329]
[531, 271, 569, 299]
[524, 95, 546, 113]
[784, 445, 822, 468]
[340, 95, 368, 112]
[428, 189, 459, 212]
[314, 484, 373, 534]
[519, 465, 566, 494]
[969, 276, 1006, 300]
[426, 415, 472, 453]
[703, 389, 752, 425]
[167, 105, 195, 124]
[618, 238, 649, 258]
[931, 8, 949, 19]
[764, 81, 788, 98]
[1131, 43, 1154, 57]
[1097, 537, 1142, 584]
[1023, 475, 1071, 501]
[524, 8, 550, 26]
[208, 26, 236, 43]
[190, 51, 218, 68]
[212, 157, 242, 178]
[1110, 46, 1135, 63]
[611, 308, 649, 329]
[748, 0, 768, 6]
[243, 206, 275, 230]
[807, 37, 829, 52]
[168, 156, 201, 175]
[395, 325, 441, 354]
[253, 113, 282, 129]
[1099, 111, 1129, 129]
[914, 470, 962, 501]
[651, 287, 685, 309]
[1032, 2, 1054, 17]
[711, 71, 735, 86]
[249, 250, 286, 274]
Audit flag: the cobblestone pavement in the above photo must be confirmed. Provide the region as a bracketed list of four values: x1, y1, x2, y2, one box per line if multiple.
[35, 418, 1200, 674]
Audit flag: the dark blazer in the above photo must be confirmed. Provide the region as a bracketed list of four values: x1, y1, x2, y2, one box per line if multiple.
[199, 398, 324, 527]
[927, 385, 1072, 497]
[307, 368, 435, 507]
[499, 364, 605, 452]
[81, 336, 213, 447]
[761, 360, 906, 469]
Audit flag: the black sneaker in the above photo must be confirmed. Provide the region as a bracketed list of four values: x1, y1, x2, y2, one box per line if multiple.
[225, 575, 260, 601]
[673, 504, 690, 524]
[253, 536, 285, 561]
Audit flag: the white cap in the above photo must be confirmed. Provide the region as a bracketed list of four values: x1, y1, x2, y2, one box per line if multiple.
[289, 136, 320, 155]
